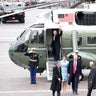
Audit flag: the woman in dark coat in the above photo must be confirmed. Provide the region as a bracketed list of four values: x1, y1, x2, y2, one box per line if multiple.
[50, 61, 62, 96]
[87, 61, 96, 96]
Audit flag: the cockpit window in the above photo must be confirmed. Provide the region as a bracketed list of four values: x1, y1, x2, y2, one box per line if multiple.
[75, 11, 96, 25]
[19, 29, 31, 44]
[31, 30, 44, 44]
[29, 23, 44, 28]
[15, 29, 31, 52]
[19, 31, 25, 38]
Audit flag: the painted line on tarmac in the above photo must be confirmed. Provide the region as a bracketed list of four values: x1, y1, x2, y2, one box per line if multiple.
[0, 89, 88, 94]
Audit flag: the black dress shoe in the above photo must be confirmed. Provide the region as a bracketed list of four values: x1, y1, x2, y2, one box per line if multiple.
[30, 82, 37, 84]
[32, 82, 37, 84]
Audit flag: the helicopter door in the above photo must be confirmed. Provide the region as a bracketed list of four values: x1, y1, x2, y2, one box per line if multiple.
[46, 28, 62, 60]
[46, 29, 53, 60]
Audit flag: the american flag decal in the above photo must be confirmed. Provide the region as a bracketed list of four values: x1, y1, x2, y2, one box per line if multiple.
[58, 14, 74, 22]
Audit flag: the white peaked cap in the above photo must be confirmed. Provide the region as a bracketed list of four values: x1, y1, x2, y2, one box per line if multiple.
[75, 50, 79, 53]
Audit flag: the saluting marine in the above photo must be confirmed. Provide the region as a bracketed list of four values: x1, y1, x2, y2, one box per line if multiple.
[25, 50, 39, 84]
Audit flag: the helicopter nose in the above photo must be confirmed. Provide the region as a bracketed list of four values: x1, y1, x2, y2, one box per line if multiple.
[9, 43, 15, 62]
[8, 42, 20, 66]
[8, 40, 28, 68]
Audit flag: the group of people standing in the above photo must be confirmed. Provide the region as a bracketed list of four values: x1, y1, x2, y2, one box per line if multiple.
[50, 27, 83, 96]
[50, 53, 96, 96]
[50, 53, 82, 96]
[24, 27, 96, 96]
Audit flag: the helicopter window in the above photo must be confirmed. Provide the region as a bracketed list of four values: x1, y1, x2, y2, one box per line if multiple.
[29, 23, 44, 28]
[31, 30, 44, 44]
[77, 37, 82, 46]
[75, 11, 96, 25]
[19, 31, 25, 38]
[87, 37, 96, 44]
[18, 29, 31, 44]
[15, 29, 31, 52]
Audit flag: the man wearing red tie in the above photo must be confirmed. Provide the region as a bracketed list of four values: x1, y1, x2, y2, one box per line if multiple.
[68, 54, 82, 95]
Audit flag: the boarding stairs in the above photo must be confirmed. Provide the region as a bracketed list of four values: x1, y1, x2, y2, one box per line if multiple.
[46, 60, 57, 81]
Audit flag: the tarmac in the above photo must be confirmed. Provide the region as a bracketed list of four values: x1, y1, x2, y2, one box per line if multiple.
[0, 68, 96, 96]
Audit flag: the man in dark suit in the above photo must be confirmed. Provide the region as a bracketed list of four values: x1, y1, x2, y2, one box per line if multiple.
[50, 61, 62, 96]
[87, 61, 96, 96]
[68, 54, 82, 95]
[51, 29, 62, 61]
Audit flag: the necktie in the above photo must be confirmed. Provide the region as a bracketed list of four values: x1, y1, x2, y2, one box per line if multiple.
[73, 60, 77, 74]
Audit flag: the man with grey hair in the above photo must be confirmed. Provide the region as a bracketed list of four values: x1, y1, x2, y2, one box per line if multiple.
[87, 61, 96, 96]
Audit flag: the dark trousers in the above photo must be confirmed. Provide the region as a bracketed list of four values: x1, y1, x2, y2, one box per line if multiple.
[52, 46, 60, 61]
[72, 74, 79, 93]
[87, 88, 92, 96]
[30, 67, 37, 83]
[52, 90, 61, 96]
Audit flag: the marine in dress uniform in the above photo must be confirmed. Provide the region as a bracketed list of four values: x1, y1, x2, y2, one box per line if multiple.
[25, 50, 39, 84]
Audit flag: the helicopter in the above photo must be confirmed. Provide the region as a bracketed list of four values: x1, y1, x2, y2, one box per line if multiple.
[9, 7, 96, 80]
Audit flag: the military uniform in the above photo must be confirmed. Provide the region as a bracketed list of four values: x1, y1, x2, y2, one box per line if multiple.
[25, 50, 39, 84]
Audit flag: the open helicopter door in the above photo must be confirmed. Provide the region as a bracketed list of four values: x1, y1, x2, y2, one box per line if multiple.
[46, 28, 62, 80]
[46, 28, 62, 61]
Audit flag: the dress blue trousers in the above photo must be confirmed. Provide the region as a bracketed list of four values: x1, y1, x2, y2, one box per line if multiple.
[30, 66, 37, 83]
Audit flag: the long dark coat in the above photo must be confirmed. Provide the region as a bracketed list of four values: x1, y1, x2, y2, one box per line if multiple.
[51, 30, 62, 48]
[88, 66, 96, 90]
[50, 66, 62, 91]
[51, 30, 62, 60]
[68, 60, 82, 84]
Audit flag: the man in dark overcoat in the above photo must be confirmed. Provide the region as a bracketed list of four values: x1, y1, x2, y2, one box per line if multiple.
[50, 61, 62, 96]
[51, 29, 62, 61]
[87, 61, 96, 96]
[68, 54, 82, 95]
